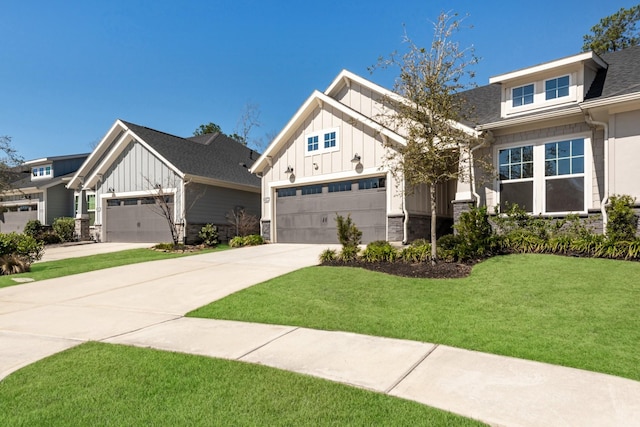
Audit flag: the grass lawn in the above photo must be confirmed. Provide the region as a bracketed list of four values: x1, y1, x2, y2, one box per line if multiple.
[188, 253, 640, 382]
[0, 245, 228, 289]
[0, 342, 483, 426]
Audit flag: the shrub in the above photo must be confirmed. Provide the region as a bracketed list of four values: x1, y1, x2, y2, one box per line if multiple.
[606, 195, 637, 242]
[400, 239, 431, 263]
[243, 234, 264, 246]
[0, 232, 44, 264]
[198, 224, 219, 247]
[319, 249, 337, 263]
[229, 236, 245, 248]
[226, 208, 259, 237]
[361, 241, 398, 262]
[53, 217, 76, 242]
[339, 245, 359, 262]
[153, 242, 186, 252]
[454, 206, 493, 260]
[335, 214, 362, 249]
[23, 220, 44, 239]
[0, 254, 30, 275]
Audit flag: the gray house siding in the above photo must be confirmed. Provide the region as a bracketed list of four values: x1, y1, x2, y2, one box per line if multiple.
[45, 183, 74, 224]
[52, 158, 87, 177]
[186, 183, 260, 242]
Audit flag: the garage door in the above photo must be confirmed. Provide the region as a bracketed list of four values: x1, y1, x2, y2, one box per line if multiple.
[0, 205, 38, 233]
[276, 177, 386, 244]
[105, 196, 174, 243]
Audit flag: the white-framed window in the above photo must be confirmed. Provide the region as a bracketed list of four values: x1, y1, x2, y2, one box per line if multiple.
[512, 84, 534, 107]
[497, 136, 589, 214]
[545, 75, 570, 100]
[31, 164, 52, 179]
[87, 193, 96, 226]
[305, 128, 340, 156]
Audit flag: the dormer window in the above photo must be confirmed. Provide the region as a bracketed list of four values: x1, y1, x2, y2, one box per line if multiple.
[512, 84, 534, 107]
[305, 128, 340, 156]
[32, 165, 52, 179]
[545, 76, 570, 100]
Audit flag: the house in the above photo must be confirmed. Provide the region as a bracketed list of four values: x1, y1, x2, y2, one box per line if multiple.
[457, 45, 640, 233]
[252, 46, 640, 244]
[67, 119, 260, 243]
[249, 70, 470, 244]
[0, 153, 89, 233]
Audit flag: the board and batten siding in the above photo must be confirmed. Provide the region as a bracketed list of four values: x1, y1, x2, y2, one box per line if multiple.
[186, 183, 260, 224]
[45, 184, 74, 224]
[610, 110, 640, 200]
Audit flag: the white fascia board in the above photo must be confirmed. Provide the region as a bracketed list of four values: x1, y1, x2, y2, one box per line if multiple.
[478, 106, 583, 130]
[249, 90, 405, 174]
[22, 157, 49, 166]
[84, 127, 184, 188]
[68, 119, 126, 189]
[579, 91, 640, 110]
[489, 51, 607, 84]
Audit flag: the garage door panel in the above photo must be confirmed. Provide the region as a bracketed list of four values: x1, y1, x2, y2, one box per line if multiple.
[105, 199, 174, 243]
[0, 209, 38, 233]
[276, 184, 386, 244]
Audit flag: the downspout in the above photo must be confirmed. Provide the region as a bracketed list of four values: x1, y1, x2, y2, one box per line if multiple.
[469, 130, 493, 203]
[402, 176, 409, 244]
[584, 113, 609, 232]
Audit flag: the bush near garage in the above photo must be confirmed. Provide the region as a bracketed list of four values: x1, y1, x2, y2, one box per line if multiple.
[23, 220, 62, 244]
[230, 234, 265, 248]
[52, 217, 76, 242]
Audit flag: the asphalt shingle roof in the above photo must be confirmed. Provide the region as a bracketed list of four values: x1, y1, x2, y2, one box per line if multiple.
[120, 121, 260, 188]
[461, 46, 640, 127]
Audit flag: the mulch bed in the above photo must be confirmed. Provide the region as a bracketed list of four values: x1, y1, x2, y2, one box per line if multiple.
[321, 260, 474, 279]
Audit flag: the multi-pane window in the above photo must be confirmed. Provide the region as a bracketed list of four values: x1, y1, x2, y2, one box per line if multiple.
[328, 181, 352, 193]
[277, 187, 297, 198]
[545, 76, 569, 100]
[307, 135, 319, 152]
[512, 84, 534, 107]
[87, 194, 96, 226]
[32, 165, 53, 178]
[498, 138, 587, 214]
[544, 139, 584, 212]
[301, 185, 322, 195]
[358, 177, 386, 190]
[324, 131, 336, 149]
[498, 146, 534, 212]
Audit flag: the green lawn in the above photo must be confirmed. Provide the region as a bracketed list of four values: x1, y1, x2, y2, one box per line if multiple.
[188, 253, 640, 381]
[0, 245, 228, 289]
[0, 342, 483, 426]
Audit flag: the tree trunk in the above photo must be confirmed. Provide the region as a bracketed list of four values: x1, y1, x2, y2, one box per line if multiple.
[430, 183, 437, 265]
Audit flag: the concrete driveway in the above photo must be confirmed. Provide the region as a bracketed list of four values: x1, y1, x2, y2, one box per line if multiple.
[38, 242, 155, 262]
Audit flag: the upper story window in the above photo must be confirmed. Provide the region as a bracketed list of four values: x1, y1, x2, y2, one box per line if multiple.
[545, 76, 569, 100]
[32, 165, 52, 179]
[512, 84, 534, 107]
[305, 128, 340, 156]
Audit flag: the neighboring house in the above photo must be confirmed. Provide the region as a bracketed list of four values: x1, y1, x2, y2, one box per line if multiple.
[67, 119, 260, 243]
[252, 46, 640, 244]
[249, 70, 469, 244]
[460, 46, 640, 233]
[0, 153, 89, 233]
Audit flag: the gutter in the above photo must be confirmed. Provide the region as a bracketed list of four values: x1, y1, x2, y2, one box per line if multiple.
[583, 113, 609, 232]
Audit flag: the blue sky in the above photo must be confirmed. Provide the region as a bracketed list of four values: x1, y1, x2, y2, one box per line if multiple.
[1, 0, 637, 160]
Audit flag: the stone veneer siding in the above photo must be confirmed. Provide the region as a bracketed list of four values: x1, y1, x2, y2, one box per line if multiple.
[74, 218, 91, 241]
[389, 214, 454, 243]
[261, 220, 271, 242]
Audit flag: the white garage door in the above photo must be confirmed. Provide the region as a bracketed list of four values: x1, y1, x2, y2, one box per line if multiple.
[275, 177, 386, 244]
[0, 205, 38, 233]
[105, 196, 174, 243]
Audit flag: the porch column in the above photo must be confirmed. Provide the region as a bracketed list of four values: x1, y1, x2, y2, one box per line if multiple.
[452, 143, 476, 230]
[74, 190, 91, 241]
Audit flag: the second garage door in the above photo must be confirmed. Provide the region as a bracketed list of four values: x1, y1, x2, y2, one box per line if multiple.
[276, 177, 386, 244]
[105, 196, 174, 243]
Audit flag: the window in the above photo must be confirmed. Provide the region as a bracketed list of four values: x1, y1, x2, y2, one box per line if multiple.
[301, 185, 322, 195]
[31, 164, 53, 179]
[497, 138, 587, 214]
[545, 76, 569, 100]
[277, 187, 297, 197]
[328, 181, 352, 193]
[512, 84, 534, 107]
[307, 135, 319, 152]
[359, 177, 386, 190]
[498, 146, 534, 212]
[87, 194, 96, 226]
[324, 131, 336, 149]
[305, 128, 339, 155]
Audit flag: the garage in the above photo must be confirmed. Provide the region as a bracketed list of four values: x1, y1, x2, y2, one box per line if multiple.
[104, 196, 174, 243]
[275, 177, 386, 244]
[0, 205, 38, 233]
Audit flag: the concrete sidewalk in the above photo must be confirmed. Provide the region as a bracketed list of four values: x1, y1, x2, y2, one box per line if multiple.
[1, 244, 639, 426]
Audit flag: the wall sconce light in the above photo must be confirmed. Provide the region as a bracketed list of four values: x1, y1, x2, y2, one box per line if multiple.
[108, 187, 115, 193]
[313, 162, 319, 170]
[351, 153, 361, 164]
[155, 183, 162, 189]
[285, 165, 294, 174]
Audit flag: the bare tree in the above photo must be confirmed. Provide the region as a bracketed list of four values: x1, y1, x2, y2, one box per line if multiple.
[226, 207, 259, 237]
[231, 102, 261, 146]
[0, 135, 24, 194]
[371, 12, 481, 263]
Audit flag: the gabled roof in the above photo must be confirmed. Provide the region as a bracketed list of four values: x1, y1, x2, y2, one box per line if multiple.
[69, 120, 260, 190]
[22, 153, 90, 167]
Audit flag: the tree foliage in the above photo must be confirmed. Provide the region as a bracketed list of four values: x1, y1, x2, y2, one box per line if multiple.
[193, 122, 222, 136]
[0, 135, 24, 193]
[371, 12, 480, 263]
[583, 5, 640, 54]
